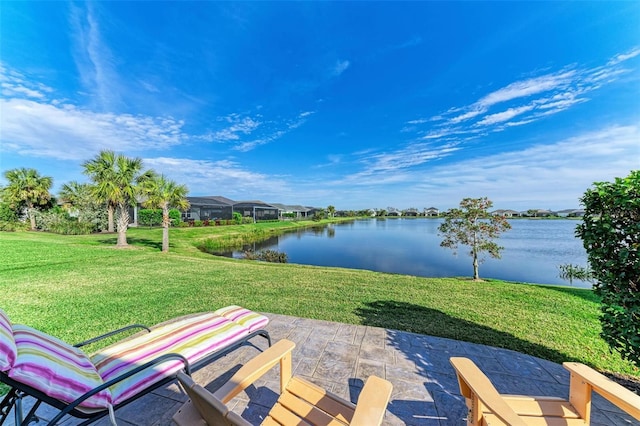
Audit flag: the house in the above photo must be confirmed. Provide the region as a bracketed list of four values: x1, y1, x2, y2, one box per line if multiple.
[556, 209, 585, 217]
[491, 209, 520, 217]
[183, 196, 235, 221]
[403, 208, 419, 217]
[387, 208, 401, 217]
[233, 200, 279, 222]
[270, 203, 315, 219]
[424, 207, 439, 217]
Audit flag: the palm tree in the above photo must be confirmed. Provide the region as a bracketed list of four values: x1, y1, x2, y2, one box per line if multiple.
[59, 181, 92, 211]
[327, 205, 336, 218]
[2, 168, 53, 230]
[141, 174, 189, 252]
[83, 151, 153, 247]
[82, 151, 118, 232]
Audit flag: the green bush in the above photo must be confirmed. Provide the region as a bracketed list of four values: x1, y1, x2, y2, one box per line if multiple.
[169, 209, 181, 226]
[33, 210, 95, 235]
[233, 212, 242, 224]
[0, 203, 18, 222]
[577, 170, 640, 366]
[193, 220, 203, 227]
[138, 209, 163, 226]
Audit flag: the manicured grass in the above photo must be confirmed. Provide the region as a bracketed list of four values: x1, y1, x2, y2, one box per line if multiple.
[0, 224, 638, 380]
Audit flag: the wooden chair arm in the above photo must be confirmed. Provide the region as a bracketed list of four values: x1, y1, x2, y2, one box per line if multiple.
[450, 357, 527, 426]
[563, 362, 640, 421]
[213, 339, 295, 404]
[350, 375, 393, 426]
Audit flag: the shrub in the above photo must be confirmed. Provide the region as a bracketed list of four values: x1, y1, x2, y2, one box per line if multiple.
[243, 249, 288, 263]
[576, 170, 640, 366]
[33, 209, 95, 235]
[0, 203, 18, 222]
[203, 219, 210, 226]
[193, 220, 203, 227]
[178, 221, 190, 228]
[233, 212, 242, 224]
[242, 216, 254, 224]
[138, 209, 163, 226]
[169, 209, 181, 227]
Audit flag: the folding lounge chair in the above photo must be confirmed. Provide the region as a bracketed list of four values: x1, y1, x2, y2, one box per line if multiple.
[450, 357, 640, 425]
[0, 306, 271, 426]
[173, 339, 393, 426]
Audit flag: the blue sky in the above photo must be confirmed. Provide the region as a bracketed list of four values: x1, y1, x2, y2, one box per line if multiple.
[1, 2, 639, 211]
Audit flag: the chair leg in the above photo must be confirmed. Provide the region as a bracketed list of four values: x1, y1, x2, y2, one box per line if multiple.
[0, 388, 19, 425]
[22, 399, 42, 425]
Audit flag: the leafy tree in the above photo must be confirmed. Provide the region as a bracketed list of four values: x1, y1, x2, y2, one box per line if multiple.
[327, 205, 336, 218]
[141, 174, 189, 252]
[83, 151, 153, 247]
[82, 150, 118, 232]
[2, 168, 53, 230]
[59, 181, 107, 232]
[438, 197, 511, 280]
[576, 170, 639, 366]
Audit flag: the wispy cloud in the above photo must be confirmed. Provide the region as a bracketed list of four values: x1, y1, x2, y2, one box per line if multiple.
[607, 47, 640, 66]
[200, 114, 262, 142]
[346, 141, 461, 182]
[0, 65, 185, 161]
[332, 60, 350, 77]
[143, 157, 292, 198]
[69, 3, 122, 111]
[231, 110, 314, 152]
[325, 125, 639, 210]
[407, 48, 639, 141]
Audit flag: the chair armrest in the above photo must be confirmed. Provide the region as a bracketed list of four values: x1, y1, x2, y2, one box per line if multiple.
[450, 357, 527, 426]
[74, 324, 151, 347]
[563, 362, 640, 421]
[350, 375, 393, 426]
[213, 339, 295, 403]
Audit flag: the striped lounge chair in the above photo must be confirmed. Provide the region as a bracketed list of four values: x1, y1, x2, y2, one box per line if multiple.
[0, 306, 270, 425]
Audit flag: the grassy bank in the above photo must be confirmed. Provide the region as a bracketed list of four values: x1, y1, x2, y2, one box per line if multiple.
[0, 224, 638, 380]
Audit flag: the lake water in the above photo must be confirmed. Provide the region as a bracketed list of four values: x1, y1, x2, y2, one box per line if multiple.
[230, 218, 591, 288]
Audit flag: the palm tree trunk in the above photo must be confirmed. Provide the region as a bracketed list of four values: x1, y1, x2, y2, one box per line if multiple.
[116, 204, 129, 247]
[107, 204, 115, 233]
[28, 203, 36, 230]
[162, 205, 169, 252]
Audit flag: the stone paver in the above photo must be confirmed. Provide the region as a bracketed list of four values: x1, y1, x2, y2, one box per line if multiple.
[3, 313, 639, 425]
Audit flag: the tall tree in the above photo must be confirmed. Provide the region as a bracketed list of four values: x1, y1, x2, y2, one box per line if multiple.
[327, 205, 336, 218]
[141, 174, 189, 252]
[2, 168, 53, 230]
[83, 151, 153, 247]
[438, 197, 511, 280]
[82, 150, 118, 232]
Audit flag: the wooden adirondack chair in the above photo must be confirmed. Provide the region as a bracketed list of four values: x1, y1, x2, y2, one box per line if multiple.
[174, 339, 393, 426]
[450, 357, 640, 425]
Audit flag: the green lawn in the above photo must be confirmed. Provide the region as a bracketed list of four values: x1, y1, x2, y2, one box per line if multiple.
[1, 223, 638, 380]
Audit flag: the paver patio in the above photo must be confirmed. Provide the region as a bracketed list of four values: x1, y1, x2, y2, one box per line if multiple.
[5, 313, 639, 425]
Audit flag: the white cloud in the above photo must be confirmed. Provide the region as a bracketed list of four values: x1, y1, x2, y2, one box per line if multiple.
[607, 47, 640, 66]
[415, 49, 637, 142]
[411, 125, 640, 210]
[332, 60, 350, 76]
[143, 157, 292, 198]
[69, 3, 122, 111]
[0, 98, 185, 160]
[476, 105, 535, 126]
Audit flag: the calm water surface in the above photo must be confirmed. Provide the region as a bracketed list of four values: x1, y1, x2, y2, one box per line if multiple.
[231, 218, 590, 287]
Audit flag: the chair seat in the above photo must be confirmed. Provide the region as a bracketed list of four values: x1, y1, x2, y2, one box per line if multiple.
[174, 339, 393, 426]
[267, 376, 355, 425]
